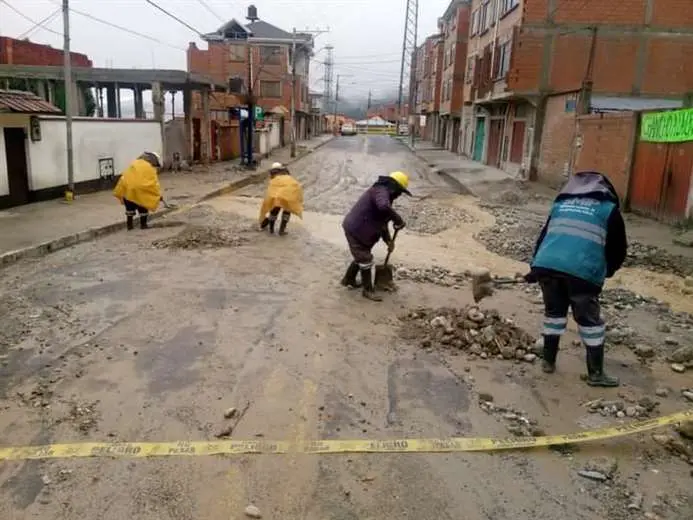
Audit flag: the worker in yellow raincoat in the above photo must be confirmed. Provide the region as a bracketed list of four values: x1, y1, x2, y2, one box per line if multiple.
[259, 162, 304, 235]
[113, 151, 163, 230]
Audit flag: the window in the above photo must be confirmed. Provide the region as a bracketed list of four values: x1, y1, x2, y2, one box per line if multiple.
[472, 9, 479, 35]
[260, 80, 281, 98]
[466, 56, 475, 84]
[501, 0, 520, 16]
[495, 41, 512, 79]
[260, 45, 281, 65]
[489, 0, 497, 26]
[228, 44, 245, 62]
[480, 1, 489, 32]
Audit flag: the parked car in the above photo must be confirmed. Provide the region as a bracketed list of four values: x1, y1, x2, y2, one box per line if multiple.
[397, 124, 409, 136]
[340, 123, 356, 136]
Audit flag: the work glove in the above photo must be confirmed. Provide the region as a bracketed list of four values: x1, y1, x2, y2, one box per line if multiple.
[394, 221, 406, 231]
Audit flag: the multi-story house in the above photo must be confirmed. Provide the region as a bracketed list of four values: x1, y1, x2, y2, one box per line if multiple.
[187, 17, 313, 151]
[412, 34, 444, 142]
[464, 0, 693, 184]
[438, 0, 472, 152]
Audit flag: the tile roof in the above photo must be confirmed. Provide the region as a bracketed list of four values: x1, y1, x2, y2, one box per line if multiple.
[0, 89, 61, 114]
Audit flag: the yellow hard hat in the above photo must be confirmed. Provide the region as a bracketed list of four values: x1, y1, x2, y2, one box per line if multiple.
[389, 171, 411, 194]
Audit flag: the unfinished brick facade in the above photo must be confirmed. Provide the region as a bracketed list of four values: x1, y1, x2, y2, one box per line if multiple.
[0, 37, 92, 67]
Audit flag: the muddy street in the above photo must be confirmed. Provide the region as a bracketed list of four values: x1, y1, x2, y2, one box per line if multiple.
[1, 135, 692, 520]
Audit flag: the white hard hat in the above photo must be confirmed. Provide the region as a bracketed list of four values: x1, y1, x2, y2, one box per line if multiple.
[271, 162, 283, 169]
[147, 151, 162, 167]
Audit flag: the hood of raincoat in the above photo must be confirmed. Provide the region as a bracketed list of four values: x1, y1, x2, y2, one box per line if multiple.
[555, 171, 620, 208]
[113, 158, 162, 212]
[258, 174, 304, 221]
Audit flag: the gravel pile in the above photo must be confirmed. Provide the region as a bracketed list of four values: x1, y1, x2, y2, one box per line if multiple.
[399, 306, 538, 361]
[397, 199, 475, 235]
[396, 265, 469, 287]
[584, 397, 659, 420]
[624, 241, 693, 278]
[152, 226, 249, 250]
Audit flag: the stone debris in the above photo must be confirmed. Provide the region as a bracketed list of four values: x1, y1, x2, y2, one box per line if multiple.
[652, 432, 693, 464]
[584, 397, 659, 419]
[69, 401, 100, 434]
[397, 199, 475, 235]
[681, 389, 693, 403]
[478, 395, 543, 437]
[152, 226, 249, 250]
[668, 345, 693, 364]
[399, 306, 537, 361]
[396, 265, 469, 287]
[224, 407, 238, 419]
[670, 363, 687, 374]
[578, 470, 609, 482]
[244, 504, 262, 518]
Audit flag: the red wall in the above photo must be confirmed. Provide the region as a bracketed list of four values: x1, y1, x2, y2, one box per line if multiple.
[0, 37, 92, 67]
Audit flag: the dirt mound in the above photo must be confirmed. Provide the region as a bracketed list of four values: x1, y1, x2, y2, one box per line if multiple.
[152, 226, 249, 250]
[399, 305, 538, 361]
[396, 265, 470, 287]
[625, 241, 693, 278]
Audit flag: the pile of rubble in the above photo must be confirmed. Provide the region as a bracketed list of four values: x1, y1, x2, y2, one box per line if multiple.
[395, 265, 469, 288]
[152, 226, 249, 250]
[397, 199, 475, 235]
[624, 241, 693, 278]
[399, 306, 538, 362]
[583, 397, 659, 419]
[478, 394, 544, 437]
[475, 205, 544, 263]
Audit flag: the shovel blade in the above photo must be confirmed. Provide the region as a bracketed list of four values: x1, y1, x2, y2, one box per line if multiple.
[374, 264, 395, 290]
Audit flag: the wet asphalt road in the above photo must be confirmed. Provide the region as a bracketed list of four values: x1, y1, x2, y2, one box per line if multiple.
[0, 135, 690, 519]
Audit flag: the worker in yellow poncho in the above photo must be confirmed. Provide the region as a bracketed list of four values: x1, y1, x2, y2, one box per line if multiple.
[259, 162, 304, 236]
[113, 151, 163, 230]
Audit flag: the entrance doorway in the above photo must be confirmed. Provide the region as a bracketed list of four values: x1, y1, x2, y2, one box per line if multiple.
[3, 127, 30, 207]
[473, 117, 485, 161]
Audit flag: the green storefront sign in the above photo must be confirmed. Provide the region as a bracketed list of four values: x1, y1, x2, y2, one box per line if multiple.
[640, 107, 693, 143]
[255, 106, 264, 121]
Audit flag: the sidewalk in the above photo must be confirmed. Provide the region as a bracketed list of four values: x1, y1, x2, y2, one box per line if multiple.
[404, 139, 513, 196]
[0, 135, 333, 261]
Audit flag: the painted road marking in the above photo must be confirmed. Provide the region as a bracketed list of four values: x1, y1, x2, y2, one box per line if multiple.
[1, 409, 691, 461]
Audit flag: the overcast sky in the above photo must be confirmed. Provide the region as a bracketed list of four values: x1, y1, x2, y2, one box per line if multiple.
[2, 0, 451, 102]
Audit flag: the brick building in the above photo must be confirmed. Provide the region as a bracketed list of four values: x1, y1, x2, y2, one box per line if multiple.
[412, 34, 444, 141]
[367, 102, 407, 123]
[0, 37, 92, 68]
[438, 0, 472, 152]
[187, 18, 314, 145]
[464, 0, 693, 185]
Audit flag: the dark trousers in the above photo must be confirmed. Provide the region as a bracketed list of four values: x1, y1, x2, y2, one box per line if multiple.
[269, 206, 290, 220]
[124, 199, 148, 216]
[539, 274, 605, 348]
[344, 231, 374, 268]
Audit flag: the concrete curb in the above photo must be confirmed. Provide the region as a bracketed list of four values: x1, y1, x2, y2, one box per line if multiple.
[0, 136, 335, 269]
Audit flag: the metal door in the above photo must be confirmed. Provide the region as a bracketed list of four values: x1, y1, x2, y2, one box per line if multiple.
[473, 117, 485, 161]
[661, 141, 693, 219]
[3, 127, 30, 207]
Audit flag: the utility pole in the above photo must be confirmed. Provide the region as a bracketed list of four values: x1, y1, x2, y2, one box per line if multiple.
[397, 0, 419, 125]
[62, 0, 75, 201]
[333, 74, 340, 131]
[245, 6, 259, 168]
[367, 89, 371, 134]
[579, 26, 598, 115]
[290, 28, 297, 158]
[323, 45, 334, 113]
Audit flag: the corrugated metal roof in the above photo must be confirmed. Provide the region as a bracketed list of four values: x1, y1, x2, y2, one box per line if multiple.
[591, 96, 683, 112]
[0, 89, 62, 114]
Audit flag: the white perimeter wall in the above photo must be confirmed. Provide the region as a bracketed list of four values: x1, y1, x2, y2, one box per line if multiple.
[29, 118, 162, 191]
[0, 130, 8, 196]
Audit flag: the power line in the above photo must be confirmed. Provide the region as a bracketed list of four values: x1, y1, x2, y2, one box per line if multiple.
[196, 0, 225, 23]
[48, 0, 186, 51]
[143, 0, 203, 36]
[17, 8, 62, 39]
[2, 0, 62, 37]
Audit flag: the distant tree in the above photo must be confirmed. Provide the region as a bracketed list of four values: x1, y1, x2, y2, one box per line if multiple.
[2, 77, 96, 116]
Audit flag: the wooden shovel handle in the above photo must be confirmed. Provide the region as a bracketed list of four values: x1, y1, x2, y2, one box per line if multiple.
[383, 228, 400, 267]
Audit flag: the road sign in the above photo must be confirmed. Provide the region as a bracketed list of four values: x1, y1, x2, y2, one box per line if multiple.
[255, 106, 264, 121]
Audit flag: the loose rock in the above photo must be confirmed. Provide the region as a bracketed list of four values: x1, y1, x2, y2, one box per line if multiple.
[669, 346, 693, 364]
[244, 505, 262, 518]
[224, 407, 238, 419]
[578, 470, 608, 482]
[671, 363, 687, 373]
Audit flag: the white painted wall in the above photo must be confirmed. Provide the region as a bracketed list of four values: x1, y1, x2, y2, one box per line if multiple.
[29, 118, 162, 191]
[0, 130, 8, 196]
[269, 122, 281, 151]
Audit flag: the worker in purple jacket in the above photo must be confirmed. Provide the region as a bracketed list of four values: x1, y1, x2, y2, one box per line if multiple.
[341, 172, 411, 301]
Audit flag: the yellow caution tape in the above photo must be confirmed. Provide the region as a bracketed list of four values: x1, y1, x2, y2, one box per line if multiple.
[1, 410, 691, 461]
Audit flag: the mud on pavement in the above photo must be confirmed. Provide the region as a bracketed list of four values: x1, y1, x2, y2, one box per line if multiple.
[0, 136, 692, 520]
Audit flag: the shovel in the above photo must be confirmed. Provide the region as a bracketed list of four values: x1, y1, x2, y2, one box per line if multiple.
[471, 269, 527, 303]
[374, 228, 400, 290]
[161, 198, 179, 210]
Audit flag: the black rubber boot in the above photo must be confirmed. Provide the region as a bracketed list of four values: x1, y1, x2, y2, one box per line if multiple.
[340, 262, 362, 289]
[542, 335, 560, 374]
[260, 217, 270, 230]
[278, 212, 290, 236]
[139, 215, 149, 229]
[360, 267, 382, 302]
[126, 215, 134, 231]
[268, 217, 276, 234]
[585, 347, 620, 387]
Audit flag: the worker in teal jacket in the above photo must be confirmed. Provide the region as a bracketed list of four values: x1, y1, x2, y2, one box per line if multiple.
[528, 171, 627, 387]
